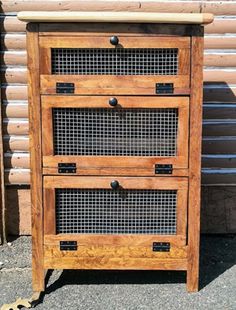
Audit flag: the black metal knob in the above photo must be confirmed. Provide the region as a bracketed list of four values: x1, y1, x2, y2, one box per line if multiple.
[110, 36, 119, 46]
[109, 97, 118, 106]
[110, 180, 119, 190]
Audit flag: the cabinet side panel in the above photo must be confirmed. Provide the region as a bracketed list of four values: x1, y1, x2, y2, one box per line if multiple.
[27, 23, 44, 292]
[187, 31, 204, 292]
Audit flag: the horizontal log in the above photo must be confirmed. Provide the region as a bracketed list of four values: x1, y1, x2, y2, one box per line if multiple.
[4, 101, 236, 119]
[2, 67, 236, 84]
[0, 34, 26, 50]
[3, 135, 29, 152]
[204, 52, 236, 67]
[203, 121, 236, 136]
[1, 34, 236, 53]
[203, 85, 236, 102]
[3, 119, 29, 135]
[5, 168, 30, 185]
[204, 69, 236, 84]
[1, 67, 27, 84]
[205, 18, 236, 34]
[2, 101, 28, 118]
[0, 1, 201, 14]
[4, 153, 30, 169]
[2, 1, 236, 15]
[202, 169, 236, 186]
[0, 51, 27, 66]
[202, 137, 236, 154]
[1, 85, 28, 100]
[0, 16, 26, 32]
[204, 36, 236, 49]
[202, 155, 236, 169]
[201, 1, 236, 15]
[4, 167, 236, 186]
[5, 152, 236, 170]
[2, 84, 235, 102]
[203, 104, 236, 119]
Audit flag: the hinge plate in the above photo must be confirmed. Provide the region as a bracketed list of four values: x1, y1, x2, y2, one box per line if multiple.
[155, 164, 173, 174]
[156, 83, 174, 94]
[153, 242, 170, 252]
[56, 82, 75, 94]
[60, 241, 77, 251]
[58, 163, 76, 173]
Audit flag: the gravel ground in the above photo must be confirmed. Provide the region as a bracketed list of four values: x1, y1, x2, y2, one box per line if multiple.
[0, 235, 236, 310]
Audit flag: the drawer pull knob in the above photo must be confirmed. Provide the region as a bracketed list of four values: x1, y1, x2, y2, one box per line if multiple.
[109, 97, 118, 106]
[110, 180, 119, 189]
[110, 36, 119, 46]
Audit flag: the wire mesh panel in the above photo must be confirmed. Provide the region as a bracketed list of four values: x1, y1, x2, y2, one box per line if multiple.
[53, 108, 178, 156]
[51, 48, 178, 75]
[56, 188, 177, 234]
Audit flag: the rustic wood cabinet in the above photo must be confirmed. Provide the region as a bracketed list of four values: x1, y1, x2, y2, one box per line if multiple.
[18, 11, 213, 293]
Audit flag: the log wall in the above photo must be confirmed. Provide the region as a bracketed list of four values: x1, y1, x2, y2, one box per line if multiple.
[1, 0, 236, 234]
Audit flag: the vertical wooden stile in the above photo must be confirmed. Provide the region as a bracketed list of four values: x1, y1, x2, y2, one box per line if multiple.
[0, 79, 7, 244]
[27, 23, 44, 292]
[187, 28, 204, 292]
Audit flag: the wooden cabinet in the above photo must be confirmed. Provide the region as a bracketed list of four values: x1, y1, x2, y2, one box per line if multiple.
[20, 12, 213, 294]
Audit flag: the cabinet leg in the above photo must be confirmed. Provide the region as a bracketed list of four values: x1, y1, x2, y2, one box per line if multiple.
[32, 265, 45, 293]
[186, 263, 199, 292]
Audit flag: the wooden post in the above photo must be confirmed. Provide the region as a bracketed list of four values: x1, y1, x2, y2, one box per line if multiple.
[0, 79, 7, 244]
[27, 23, 44, 292]
[187, 28, 204, 292]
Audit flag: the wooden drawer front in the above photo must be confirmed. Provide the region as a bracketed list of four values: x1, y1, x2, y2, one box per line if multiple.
[39, 36, 190, 95]
[44, 176, 188, 244]
[42, 96, 189, 175]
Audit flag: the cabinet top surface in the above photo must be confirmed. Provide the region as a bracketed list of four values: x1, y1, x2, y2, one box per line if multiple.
[17, 11, 214, 25]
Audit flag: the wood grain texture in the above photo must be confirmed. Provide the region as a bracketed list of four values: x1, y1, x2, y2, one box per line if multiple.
[17, 12, 213, 24]
[44, 234, 186, 247]
[40, 75, 190, 96]
[44, 176, 188, 190]
[26, 23, 44, 292]
[187, 34, 204, 292]
[44, 244, 187, 259]
[44, 256, 187, 270]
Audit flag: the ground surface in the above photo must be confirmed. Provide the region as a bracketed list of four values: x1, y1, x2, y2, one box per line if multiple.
[0, 235, 236, 310]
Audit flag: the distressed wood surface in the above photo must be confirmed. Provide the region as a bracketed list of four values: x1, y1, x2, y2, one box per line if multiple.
[0, 0, 236, 238]
[26, 23, 44, 292]
[187, 34, 203, 292]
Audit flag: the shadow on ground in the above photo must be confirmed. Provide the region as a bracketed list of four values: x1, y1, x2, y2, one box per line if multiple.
[36, 234, 236, 304]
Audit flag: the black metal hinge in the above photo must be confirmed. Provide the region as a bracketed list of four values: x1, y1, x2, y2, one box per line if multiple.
[153, 242, 170, 252]
[155, 164, 173, 174]
[58, 163, 76, 173]
[56, 82, 75, 94]
[156, 83, 174, 94]
[60, 241, 78, 251]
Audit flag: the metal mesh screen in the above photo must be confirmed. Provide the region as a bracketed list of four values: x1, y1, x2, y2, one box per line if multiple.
[51, 48, 178, 75]
[53, 108, 178, 156]
[56, 189, 177, 234]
